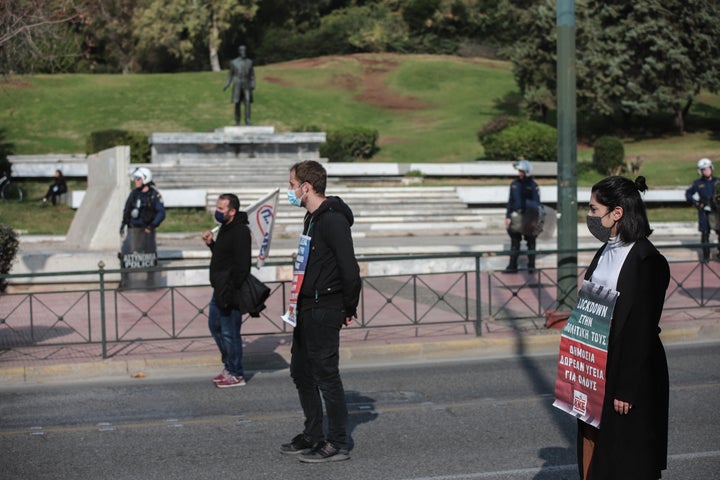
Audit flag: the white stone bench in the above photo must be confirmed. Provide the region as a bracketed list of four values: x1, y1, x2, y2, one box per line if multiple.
[457, 186, 688, 205]
[68, 188, 208, 209]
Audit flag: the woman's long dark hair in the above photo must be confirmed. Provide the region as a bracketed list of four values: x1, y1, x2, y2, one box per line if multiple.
[591, 176, 652, 242]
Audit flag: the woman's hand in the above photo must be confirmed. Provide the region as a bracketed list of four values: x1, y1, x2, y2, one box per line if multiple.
[614, 398, 633, 415]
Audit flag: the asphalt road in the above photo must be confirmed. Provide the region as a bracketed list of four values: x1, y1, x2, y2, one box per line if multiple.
[1, 341, 718, 480]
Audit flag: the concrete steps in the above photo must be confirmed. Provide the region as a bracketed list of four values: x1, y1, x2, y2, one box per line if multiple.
[151, 163, 506, 236]
[205, 186, 504, 235]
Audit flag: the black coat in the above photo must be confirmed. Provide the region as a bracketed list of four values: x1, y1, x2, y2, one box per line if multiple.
[208, 212, 251, 311]
[299, 196, 361, 317]
[578, 237, 670, 480]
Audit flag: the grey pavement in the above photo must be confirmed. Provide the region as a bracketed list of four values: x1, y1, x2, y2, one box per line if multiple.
[3, 224, 720, 386]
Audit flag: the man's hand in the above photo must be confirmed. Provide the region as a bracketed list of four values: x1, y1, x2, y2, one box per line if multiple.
[344, 315, 355, 327]
[119, 225, 126, 237]
[505, 218, 511, 229]
[201, 230, 214, 245]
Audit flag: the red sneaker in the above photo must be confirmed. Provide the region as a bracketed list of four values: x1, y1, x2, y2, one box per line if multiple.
[212, 369, 228, 384]
[216, 375, 246, 388]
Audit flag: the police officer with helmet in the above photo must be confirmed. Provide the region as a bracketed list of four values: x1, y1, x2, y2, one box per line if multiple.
[685, 158, 719, 262]
[120, 167, 166, 286]
[503, 159, 540, 273]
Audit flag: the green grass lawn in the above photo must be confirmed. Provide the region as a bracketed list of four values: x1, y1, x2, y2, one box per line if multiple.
[2, 53, 719, 234]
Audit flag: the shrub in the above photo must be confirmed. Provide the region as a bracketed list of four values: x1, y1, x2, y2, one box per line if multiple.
[0, 127, 14, 176]
[477, 115, 520, 142]
[86, 129, 150, 164]
[481, 120, 557, 162]
[294, 124, 323, 132]
[592, 136, 625, 175]
[320, 126, 379, 162]
[0, 224, 19, 292]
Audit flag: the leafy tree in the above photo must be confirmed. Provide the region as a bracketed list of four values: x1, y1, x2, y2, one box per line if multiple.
[583, 0, 720, 132]
[0, 0, 84, 74]
[507, 0, 594, 122]
[80, 0, 139, 73]
[133, 0, 258, 72]
[253, 0, 334, 31]
[403, 0, 441, 34]
[254, 2, 407, 63]
[509, 0, 720, 133]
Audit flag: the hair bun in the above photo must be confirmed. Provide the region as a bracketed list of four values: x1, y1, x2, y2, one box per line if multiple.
[634, 176, 648, 193]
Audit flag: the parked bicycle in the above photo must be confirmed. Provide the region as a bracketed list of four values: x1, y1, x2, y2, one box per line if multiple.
[0, 171, 24, 202]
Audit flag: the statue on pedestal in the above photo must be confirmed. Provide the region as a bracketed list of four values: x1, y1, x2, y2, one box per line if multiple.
[223, 45, 255, 126]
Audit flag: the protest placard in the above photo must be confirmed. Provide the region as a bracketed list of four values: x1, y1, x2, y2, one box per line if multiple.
[553, 280, 619, 427]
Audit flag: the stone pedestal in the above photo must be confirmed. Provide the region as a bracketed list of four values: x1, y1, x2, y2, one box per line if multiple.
[149, 126, 326, 165]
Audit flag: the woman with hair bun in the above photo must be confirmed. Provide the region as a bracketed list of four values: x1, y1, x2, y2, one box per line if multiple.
[578, 176, 670, 480]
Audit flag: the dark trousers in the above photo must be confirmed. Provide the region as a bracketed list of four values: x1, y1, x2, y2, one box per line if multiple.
[290, 307, 348, 449]
[700, 230, 720, 261]
[507, 231, 537, 269]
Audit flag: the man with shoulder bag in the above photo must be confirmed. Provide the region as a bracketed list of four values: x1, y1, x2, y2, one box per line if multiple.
[201, 193, 251, 388]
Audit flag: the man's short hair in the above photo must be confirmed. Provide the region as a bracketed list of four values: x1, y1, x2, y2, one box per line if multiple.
[219, 193, 240, 212]
[291, 160, 327, 195]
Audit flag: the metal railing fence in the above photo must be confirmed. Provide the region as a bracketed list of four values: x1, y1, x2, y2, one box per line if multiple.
[1, 246, 718, 358]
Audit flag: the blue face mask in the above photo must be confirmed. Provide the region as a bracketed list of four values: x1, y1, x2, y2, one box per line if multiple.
[287, 184, 304, 207]
[214, 210, 226, 223]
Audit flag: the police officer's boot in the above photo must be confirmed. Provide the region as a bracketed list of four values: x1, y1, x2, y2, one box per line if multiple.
[527, 237, 537, 273]
[701, 232, 710, 262]
[503, 237, 520, 273]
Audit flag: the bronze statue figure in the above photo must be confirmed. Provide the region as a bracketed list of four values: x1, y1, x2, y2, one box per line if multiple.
[223, 45, 255, 126]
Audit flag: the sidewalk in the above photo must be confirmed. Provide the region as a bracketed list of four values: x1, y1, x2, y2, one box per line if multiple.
[1, 305, 718, 386]
[3, 225, 719, 386]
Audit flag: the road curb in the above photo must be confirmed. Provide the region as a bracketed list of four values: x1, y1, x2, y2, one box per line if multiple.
[1, 322, 717, 386]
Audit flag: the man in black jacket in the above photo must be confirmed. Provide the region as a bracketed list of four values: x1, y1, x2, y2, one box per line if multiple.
[201, 193, 251, 388]
[280, 160, 361, 463]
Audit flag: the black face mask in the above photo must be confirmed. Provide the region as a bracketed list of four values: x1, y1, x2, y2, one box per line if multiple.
[586, 211, 615, 243]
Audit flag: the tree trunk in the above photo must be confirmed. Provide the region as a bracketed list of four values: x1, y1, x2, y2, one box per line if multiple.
[674, 97, 693, 134]
[209, 11, 220, 72]
[674, 107, 685, 134]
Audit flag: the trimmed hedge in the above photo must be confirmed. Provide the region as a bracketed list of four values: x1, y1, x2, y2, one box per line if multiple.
[0, 224, 19, 292]
[481, 120, 557, 162]
[320, 126, 379, 162]
[592, 136, 625, 175]
[86, 129, 150, 164]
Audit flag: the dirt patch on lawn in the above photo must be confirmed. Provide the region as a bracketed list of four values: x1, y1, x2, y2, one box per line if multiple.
[263, 75, 294, 87]
[272, 54, 434, 111]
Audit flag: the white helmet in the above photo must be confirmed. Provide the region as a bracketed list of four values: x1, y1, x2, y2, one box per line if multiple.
[697, 158, 713, 175]
[132, 167, 153, 185]
[513, 159, 532, 175]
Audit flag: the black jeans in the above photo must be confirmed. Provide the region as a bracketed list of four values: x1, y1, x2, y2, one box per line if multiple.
[290, 306, 348, 449]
